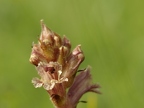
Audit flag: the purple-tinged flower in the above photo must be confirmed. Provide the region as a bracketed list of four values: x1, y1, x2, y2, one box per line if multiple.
[32, 62, 68, 90]
[29, 20, 100, 108]
[68, 67, 101, 107]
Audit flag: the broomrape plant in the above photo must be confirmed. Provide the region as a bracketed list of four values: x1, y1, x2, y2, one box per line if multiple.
[29, 20, 100, 108]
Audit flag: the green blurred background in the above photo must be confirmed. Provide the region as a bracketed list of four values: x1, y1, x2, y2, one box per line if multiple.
[0, 0, 144, 108]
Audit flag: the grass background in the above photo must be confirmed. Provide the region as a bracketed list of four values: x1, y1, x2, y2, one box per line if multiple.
[0, 0, 144, 108]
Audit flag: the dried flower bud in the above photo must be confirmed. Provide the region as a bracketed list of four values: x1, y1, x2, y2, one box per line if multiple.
[29, 44, 46, 66]
[57, 46, 66, 65]
[62, 36, 71, 54]
[53, 33, 62, 48]
[62, 45, 84, 88]
[40, 20, 55, 46]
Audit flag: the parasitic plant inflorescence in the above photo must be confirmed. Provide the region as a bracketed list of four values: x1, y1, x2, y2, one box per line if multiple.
[29, 20, 100, 108]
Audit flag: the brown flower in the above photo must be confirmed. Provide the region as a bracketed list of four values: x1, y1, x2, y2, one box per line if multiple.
[30, 20, 100, 108]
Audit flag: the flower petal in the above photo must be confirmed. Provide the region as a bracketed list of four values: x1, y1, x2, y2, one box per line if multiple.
[32, 77, 43, 88]
[43, 83, 55, 90]
[68, 66, 100, 106]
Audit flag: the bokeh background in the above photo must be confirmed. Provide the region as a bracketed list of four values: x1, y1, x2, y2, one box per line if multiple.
[0, 0, 144, 108]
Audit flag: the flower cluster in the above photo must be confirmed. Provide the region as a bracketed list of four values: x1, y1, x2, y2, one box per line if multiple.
[29, 20, 100, 108]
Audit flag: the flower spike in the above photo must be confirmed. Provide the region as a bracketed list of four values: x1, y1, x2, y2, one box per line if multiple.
[29, 20, 100, 108]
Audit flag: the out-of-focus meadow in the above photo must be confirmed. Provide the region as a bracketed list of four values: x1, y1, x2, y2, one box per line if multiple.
[0, 0, 144, 108]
